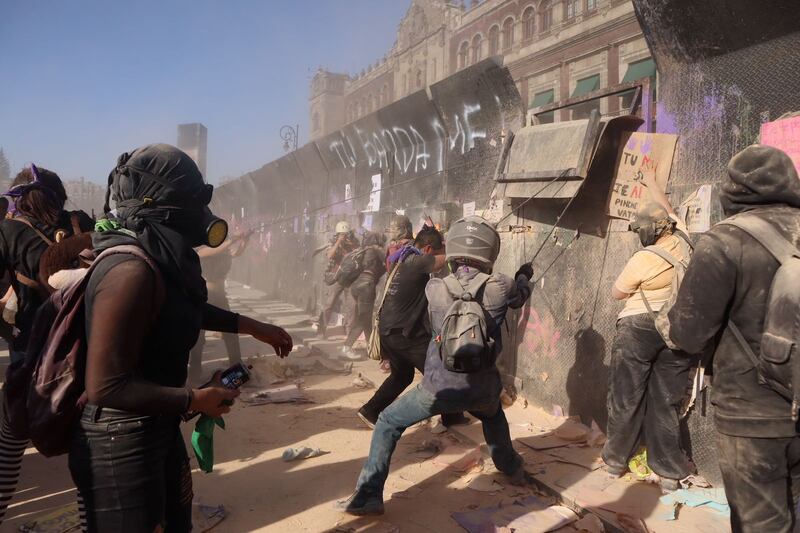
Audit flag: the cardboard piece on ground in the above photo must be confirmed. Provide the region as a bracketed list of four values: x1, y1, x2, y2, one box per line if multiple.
[432, 445, 483, 472]
[452, 495, 578, 533]
[761, 115, 800, 173]
[608, 132, 679, 220]
[554, 466, 618, 493]
[545, 446, 604, 471]
[465, 474, 504, 492]
[519, 433, 578, 451]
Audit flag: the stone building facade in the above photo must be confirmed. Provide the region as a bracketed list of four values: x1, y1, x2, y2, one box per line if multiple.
[309, 0, 651, 141]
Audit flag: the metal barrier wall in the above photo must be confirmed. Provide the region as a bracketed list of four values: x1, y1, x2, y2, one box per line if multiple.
[213, 9, 800, 481]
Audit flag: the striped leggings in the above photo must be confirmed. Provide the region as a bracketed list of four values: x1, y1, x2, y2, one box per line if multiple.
[0, 419, 86, 529]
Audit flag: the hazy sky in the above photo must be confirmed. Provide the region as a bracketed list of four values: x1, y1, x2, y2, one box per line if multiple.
[0, 0, 411, 183]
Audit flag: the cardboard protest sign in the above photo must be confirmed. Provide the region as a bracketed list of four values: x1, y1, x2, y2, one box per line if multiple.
[760, 116, 800, 173]
[608, 132, 678, 220]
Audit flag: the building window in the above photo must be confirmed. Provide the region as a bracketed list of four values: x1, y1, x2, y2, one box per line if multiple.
[488, 25, 500, 56]
[540, 1, 553, 32]
[586, 0, 597, 10]
[312, 112, 320, 131]
[523, 6, 535, 40]
[367, 94, 374, 113]
[502, 17, 514, 49]
[432, 58, 437, 80]
[565, 0, 579, 19]
[458, 41, 469, 69]
[416, 69, 424, 88]
[471, 34, 483, 64]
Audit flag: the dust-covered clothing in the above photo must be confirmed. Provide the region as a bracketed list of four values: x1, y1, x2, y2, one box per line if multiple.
[343, 245, 385, 347]
[716, 433, 800, 533]
[670, 205, 800, 438]
[614, 216, 690, 319]
[601, 314, 692, 480]
[378, 253, 436, 338]
[422, 267, 531, 404]
[668, 145, 800, 533]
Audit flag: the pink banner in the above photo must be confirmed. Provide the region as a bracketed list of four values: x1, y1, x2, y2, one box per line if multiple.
[761, 116, 800, 173]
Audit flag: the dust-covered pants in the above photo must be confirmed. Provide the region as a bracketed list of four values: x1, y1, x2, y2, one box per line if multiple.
[344, 278, 376, 348]
[189, 287, 241, 380]
[717, 433, 800, 533]
[354, 384, 522, 497]
[602, 313, 692, 480]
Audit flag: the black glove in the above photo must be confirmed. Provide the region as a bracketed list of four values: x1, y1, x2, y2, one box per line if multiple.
[515, 262, 533, 281]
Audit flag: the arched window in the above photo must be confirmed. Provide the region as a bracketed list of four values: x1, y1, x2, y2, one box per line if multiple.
[458, 41, 469, 69]
[540, 1, 553, 32]
[488, 25, 500, 56]
[416, 69, 424, 88]
[471, 34, 483, 64]
[565, 0, 579, 19]
[502, 17, 514, 49]
[586, 0, 596, 10]
[523, 6, 535, 40]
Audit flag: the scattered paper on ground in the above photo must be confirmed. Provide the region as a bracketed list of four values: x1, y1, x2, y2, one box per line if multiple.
[243, 384, 313, 405]
[452, 495, 578, 533]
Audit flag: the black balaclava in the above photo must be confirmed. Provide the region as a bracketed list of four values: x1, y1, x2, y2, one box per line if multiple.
[95, 143, 218, 304]
[721, 144, 800, 217]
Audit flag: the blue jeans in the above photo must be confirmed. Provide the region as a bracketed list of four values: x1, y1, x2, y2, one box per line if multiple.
[355, 384, 522, 496]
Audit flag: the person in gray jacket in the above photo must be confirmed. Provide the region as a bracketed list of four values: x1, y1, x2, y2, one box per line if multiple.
[337, 216, 533, 515]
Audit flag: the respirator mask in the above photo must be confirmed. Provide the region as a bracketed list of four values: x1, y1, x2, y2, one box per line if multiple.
[105, 164, 229, 248]
[629, 219, 658, 247]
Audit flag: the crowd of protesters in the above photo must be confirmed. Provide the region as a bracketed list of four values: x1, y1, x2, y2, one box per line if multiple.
[0, 142, 797, 533]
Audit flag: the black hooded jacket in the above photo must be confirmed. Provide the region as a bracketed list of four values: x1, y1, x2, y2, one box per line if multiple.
[669, 145, 800, 438]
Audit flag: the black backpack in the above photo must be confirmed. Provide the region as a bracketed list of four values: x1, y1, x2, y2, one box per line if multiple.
[435, 273, 495, 373]
[334, 248, 369, 288]
[720, 214, 800, 421]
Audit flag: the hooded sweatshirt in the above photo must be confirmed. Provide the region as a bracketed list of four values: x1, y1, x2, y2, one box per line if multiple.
[669, 145, 800, 438]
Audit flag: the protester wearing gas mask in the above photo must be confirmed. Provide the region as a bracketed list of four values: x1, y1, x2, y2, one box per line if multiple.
[603, 178, 693, 492]
[69, 144, 293, 532]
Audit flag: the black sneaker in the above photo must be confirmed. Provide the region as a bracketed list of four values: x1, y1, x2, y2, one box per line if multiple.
[357, 408, 377, 429]
[334, 490, 385, 516]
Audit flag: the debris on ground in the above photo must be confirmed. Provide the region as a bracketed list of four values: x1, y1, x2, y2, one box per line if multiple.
[351, 372, 375, 389]
[573, 513, 605, 533]
[242, 384, 313, 405]
[659, 487, 731, 517]
[192, 503, 227, 532]
[627, 448, 653, 480]
[281, 446, 329, 462]
[545, 446, 604, 471]
[464, 474, 504, 492]
[452, 495, 578, 532]
[553, 420, 591, 442]
[681, 474, 713, 488]
[412, 439, 443, 459]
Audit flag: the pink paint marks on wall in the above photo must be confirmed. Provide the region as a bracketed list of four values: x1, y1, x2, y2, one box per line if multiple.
[518, 308, 561, 359]
[761, 116, 800, 173]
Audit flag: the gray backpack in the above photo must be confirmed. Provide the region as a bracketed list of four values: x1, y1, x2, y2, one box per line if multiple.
[719, 214, 800, 421]
[437, 273, 495, 373]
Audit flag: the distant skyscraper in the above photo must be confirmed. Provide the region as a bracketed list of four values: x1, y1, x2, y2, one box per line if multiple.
[177, 123, 208, 179]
